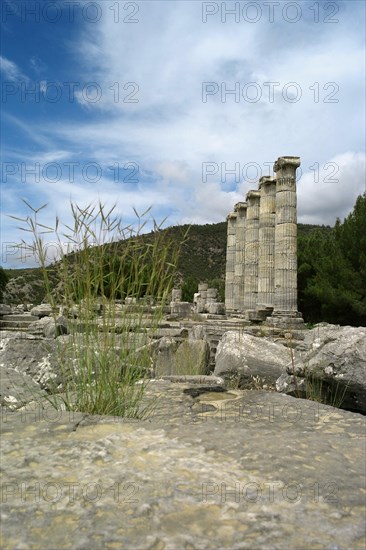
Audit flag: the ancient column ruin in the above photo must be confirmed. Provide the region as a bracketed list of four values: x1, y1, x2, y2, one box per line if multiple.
[225, 156, 303, 325]
[224, 212, 237, 312]
[243, 190, 260, 314]
[257, 176, 276, 310]
[234, 202, 247, 312]
[272, 156, 301, 320]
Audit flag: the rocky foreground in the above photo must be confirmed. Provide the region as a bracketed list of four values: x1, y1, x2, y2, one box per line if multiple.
[1, 378, 365, 550]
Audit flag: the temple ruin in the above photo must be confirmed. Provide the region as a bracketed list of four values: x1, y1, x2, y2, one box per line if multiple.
[225, 156, 303, 326]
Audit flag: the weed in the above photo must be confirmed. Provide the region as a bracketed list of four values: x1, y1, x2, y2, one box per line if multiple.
[11, 200, 187, 417]
[285, 330, 348, 409]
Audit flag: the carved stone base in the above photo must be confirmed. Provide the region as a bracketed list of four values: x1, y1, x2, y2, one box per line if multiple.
[170, 302, 192, 318]
[245, 309, 261, 322]
[251, 306, 274, 322]
[266, 313, 304, 329]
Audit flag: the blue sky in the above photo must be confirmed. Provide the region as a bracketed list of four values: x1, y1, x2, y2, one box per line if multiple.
[1, 0, 365, 267]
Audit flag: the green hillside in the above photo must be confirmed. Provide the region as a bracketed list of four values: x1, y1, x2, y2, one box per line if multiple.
[1, 222, 330, 305]
[2, 193, 365, 326]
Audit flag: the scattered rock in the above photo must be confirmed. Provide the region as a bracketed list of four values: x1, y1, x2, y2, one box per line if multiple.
[44, 316, 68, 338]
[28, 316, 54, 336]
[214, 331, 290, 386]
[285, 324, 366, 414]
[0, 333, 61, 392]
[0, 304, 12, 315]
[28, 315, 69, 338]
[207, 302, 225, 315]
[154, 337, 179, 376]
[154, 338, 211, 377]
[170, 301, 192, 317]
[30, 304, 53, 318]
[174, 339, 211, 375]
[276, 372, 307, 397]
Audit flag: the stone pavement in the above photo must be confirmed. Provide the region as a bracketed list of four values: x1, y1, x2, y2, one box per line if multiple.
[1, 381, 365, 550]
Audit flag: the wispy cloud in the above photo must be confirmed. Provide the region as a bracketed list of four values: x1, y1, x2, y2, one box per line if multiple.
[1, 0, 365, 268]
[29, 56, 47, 75]
[0, 55, 29, 82]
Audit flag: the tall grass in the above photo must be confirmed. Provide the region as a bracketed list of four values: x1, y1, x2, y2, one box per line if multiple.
[286, 331, 347, 409]
[11, 200, 187, 417]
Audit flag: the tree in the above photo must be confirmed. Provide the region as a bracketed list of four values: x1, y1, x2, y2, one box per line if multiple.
[0, 267, 9, 301]
[181, 276, 199, 302]
[298, 194, 366, 326]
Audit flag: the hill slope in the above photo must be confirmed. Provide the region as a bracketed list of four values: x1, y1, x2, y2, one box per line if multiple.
[3, 221, 330, 305]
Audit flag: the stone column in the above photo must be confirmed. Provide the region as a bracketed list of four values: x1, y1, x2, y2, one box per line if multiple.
[243, 190, 260, 314]
[197, 282, 208, 313]
[171, 289, 182, 302]
[257, 176, 276, 311]
[206, 287, 218, 305]
[224, 212, 237, 312]
[273, 156, 301, 318]
[234, 202, 247, 313]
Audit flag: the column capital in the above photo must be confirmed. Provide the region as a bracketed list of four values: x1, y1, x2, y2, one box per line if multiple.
[226, 212, 238, 221]
[274, 156, 301, 173]
[259, 176, 276, 189]
[234, 201, 247, 212]
[246, 190, 261, 201]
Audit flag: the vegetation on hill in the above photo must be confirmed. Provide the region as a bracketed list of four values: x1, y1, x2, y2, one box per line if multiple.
[2, 194, 365, 326]
[298, 193, 366, 326]
[0, 267, 9, 301]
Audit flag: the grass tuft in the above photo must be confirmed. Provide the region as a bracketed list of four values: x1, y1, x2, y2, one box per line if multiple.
[15, 200, 187, 418]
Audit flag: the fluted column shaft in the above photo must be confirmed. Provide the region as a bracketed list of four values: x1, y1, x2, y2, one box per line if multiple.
[225, 212, 237, 312]
[257, 177, 276, 309]
[234, 202, 247, 312]
[243, 191, 260, 311]
[273, 156, 300, 315]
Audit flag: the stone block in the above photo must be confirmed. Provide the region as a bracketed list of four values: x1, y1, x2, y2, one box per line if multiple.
[30, 304, 53, 318]
[198, 283, 208, 292]
[0, 304, 12, 316]
[214, 331, 290, 386]
[174, 340, 211, 376]
[170, 302, 192, 318]
[207, 302, 225, 315]
[171, 289, 182, 302]
[154, 337, 179, 377]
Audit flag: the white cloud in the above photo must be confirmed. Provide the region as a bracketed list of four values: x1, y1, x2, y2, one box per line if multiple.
[298, 152, 366, 225]
[29, 56, 47, 75]
[2, 0, 365, 248]
[0, 55, 29, 82]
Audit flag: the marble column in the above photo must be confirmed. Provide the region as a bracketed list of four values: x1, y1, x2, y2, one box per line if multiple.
[234, 202, 247, 313]
[257, 176, 276, 310]
[224, 211, 237, 312]
[273, 156, 301, 316]
[243, 190, 260, 313]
